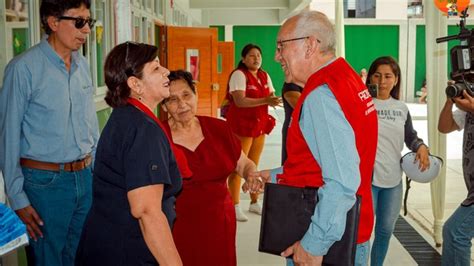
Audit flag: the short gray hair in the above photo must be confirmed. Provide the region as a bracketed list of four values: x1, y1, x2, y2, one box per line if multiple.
[293, 11, 336, 54]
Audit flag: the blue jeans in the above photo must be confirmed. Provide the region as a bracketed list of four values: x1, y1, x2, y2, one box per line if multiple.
[442, 204, 474, 266]
[355, 241, 370, 266]
[370, 182, 403, 266]
[22, 166, 92, 266]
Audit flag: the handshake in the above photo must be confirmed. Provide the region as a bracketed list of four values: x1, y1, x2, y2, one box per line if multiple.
[242, 170, 272, 194]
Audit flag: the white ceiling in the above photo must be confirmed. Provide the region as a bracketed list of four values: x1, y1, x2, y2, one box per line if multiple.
[189, 0, 312, 25]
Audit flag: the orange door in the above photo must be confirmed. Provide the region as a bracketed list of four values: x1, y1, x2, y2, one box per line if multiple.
[217, 42, 235, 107]
[165, 26, 218, 117]
[155, 23, 166, 67]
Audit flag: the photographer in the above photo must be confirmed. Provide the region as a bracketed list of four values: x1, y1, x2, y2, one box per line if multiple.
[438, 89, 474, 266]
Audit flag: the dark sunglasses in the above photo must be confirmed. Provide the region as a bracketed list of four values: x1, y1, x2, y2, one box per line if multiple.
[58, 16, 96, 29]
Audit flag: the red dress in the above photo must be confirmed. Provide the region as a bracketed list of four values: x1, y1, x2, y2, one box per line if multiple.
[170, 116, 241, 266]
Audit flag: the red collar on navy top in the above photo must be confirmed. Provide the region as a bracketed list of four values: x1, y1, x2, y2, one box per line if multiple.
[127, 97, 192, 178]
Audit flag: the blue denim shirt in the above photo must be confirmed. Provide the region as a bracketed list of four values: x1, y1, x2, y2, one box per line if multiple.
[0, 38, 99, 210]
[271, 85, 360, 256]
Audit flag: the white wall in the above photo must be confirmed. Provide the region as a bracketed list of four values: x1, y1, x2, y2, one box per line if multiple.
[310, 0, 336, 20]
[310, 0, 409, 20]
[173, 0, 202, 25]
[376, 0, 407, 19]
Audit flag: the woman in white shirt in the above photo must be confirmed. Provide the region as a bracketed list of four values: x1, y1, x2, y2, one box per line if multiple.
[366, 56, 430, 266]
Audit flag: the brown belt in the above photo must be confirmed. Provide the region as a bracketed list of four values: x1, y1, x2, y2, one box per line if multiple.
[20, 155, 92, 172]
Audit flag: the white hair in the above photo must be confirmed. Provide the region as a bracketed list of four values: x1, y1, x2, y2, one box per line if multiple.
[293, 11, 336, 54]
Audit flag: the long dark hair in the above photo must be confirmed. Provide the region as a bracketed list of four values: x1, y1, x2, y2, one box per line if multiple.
[366, 56, 401, 100]
[40, 0, 91, 35]
[104, 42, 158, 108]
[237, 43, 263, 69]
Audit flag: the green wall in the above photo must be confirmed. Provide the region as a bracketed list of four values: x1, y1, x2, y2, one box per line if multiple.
[96, 43, 105, 87]
[231, 25, 400, 96]
[12, 28, 29, 56]
[344, 25, 399, 75]
[415, 25, 426, 97]
[211, 25, 225, 41]
[232, 26, 283, 95]
[96, 108, 112, 132]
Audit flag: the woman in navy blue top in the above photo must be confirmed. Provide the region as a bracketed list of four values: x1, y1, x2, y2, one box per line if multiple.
[76, 42, 184, 265]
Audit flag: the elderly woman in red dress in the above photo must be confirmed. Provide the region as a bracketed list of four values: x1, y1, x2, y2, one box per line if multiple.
[162, 70, 262, 266]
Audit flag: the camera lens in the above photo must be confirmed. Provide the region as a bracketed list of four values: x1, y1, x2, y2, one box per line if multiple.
[445, 83, 465, 98]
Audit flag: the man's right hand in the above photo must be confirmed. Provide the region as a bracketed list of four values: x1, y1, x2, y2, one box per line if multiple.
[15, 205, 44, 241]
[258, 169, 272, 183]
[453, 90, 474, 113]
[242, 171, 264, 194]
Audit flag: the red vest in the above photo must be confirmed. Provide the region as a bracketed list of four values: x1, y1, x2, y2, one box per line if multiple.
[226, 68, 276, 137]
[277, 58, 378, 244]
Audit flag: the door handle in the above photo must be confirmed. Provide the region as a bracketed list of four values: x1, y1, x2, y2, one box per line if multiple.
[212, 83, 220, 91]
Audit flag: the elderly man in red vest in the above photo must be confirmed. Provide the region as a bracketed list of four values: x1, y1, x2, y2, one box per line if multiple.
[261, 11, 378, 266]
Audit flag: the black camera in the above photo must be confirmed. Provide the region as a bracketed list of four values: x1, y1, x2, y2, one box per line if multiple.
[445, 81, 474, 98]
[436, 10, 474, 98]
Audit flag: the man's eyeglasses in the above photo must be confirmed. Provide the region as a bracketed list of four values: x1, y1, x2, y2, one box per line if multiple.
[276, 36, 321, 53]
[59, 16, 96, 29]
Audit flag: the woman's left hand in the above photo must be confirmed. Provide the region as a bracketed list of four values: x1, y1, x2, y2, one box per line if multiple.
[415, 145, 430, 172]
[242, 171, 264, 194]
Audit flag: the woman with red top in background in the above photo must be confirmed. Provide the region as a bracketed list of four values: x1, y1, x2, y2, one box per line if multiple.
[225, 43, 281, 221]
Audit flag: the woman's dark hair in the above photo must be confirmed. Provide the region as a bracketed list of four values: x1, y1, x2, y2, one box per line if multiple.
[366, 56, 401, 100]
[40, 0, 91, 35]
[169, 70, 196, 93]
[237, 43, 263, 69]
[162, 70, 196, 104]
[104, 42, 158, 108]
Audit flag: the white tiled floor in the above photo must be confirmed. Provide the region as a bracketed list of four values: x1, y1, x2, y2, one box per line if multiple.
[235, 104, 473, 266]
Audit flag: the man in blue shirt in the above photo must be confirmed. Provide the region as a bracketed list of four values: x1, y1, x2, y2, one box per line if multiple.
[0, 0, 99, 265]
[261, 10, 377, 266]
